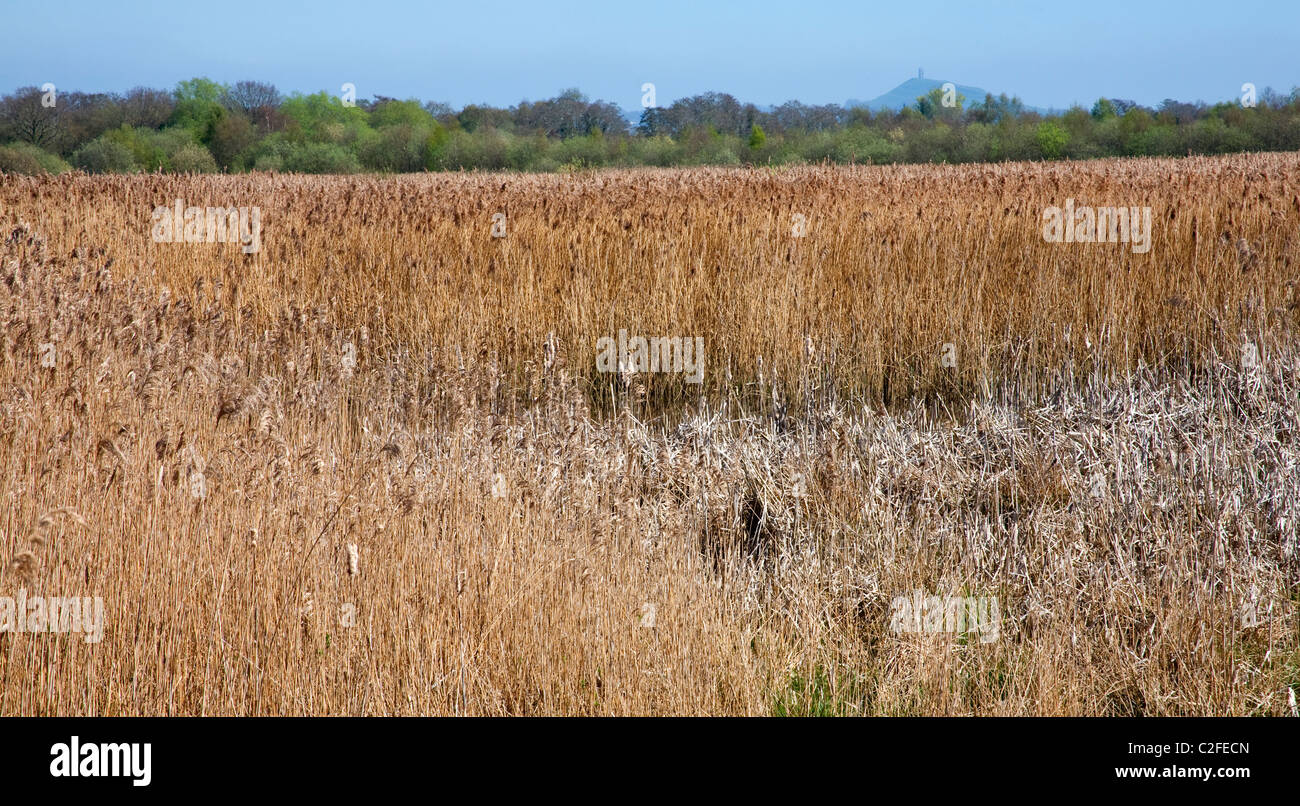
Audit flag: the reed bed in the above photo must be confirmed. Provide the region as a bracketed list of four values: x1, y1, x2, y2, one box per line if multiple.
[0, 155, 1296, 714]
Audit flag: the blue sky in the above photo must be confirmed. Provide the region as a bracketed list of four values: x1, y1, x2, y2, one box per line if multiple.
[1, 0, 1296, 110]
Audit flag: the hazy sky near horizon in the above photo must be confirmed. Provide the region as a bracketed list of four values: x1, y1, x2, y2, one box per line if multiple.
[1, 0, 1296, 110]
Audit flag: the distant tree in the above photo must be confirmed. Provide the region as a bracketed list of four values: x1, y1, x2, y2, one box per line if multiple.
[282, 141, 360, 173]
[457, 104, 512, 133]
[359, 122, 432, 171]
[916, 87, 964, 121]
[637, 106, 672, 136]
[845, 106, 873, 127]
[422, 124, 451, 168]
[0, 86, 63, 147]
[99, 124, 189, 171]
[209, 113, 257, 169]
[175, 77, 226, 104]
[767, 101, 844, 132]
[1061, 106, 1092, 134]
[967, 93, 1022, 124]
[71, 137, 136, 173]
[1119, 106, 1154, 136]
[511, 89, 625, 138]
[1090, 98, 1117, 120]
[1035, 120, 1069, 159]
[0, 142, 50, 174]
[0, 142, 70, 174]
[1158, 98, 1202, 125]
[768, 101, 805, 132]
[370, 99, 435, 129]
[278, 91, 371, 143]
[224, 81, 282, 115]
[4, 75, 1297, 173]
[1109, 99, 1141, 116]
[660, 92, 749, 137]
[1259, 86, 1285, 109]
[53, 92, 125, 154]
[121, 87, 175, 128]
[580, 100, 629, 136]
[422, 101, 456, 123]
[171, 77, 229, 142]
[222, 81, 283, 131]
[169, 143, 218, 173]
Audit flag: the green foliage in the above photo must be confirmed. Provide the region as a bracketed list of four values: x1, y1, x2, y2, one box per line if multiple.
[170, 77, 229, 142]
[1120, 107, 1155, 139]
[279, 92, 371, 144]
[1061, 106, 1092, 137]
[1091, 98, 1117, 121]
[102, 125, 197, 172]
[1188, 116, 1251, 154]
[553, 131, 610, 169]
[0, 143, 44, 174]
[209, 113, 257, 169]
[432, 129, 483, 170]
[169, 143, 218, 173]
[359, 123, 430, 172]
[916, 86, 965, 121]
[427, 127, 511, 170]
[993, 118, 1039, 161]
[908, 122, 960, 163]
[505, 132, 549, 171]
[423, 125, 451, 170]
[248, 132, 292, 172]
[794, 129, 837, 163]
[369, 99, 436, 130]
[175, 77, 227, 105]
[771, 665, 865, 717]
[252, 153, 283, 172]
[13, 80, 1300, 174]
[0, 141, 71, 174]
[831, 125, 897, 164]
[457, 104, 512, 134]
[103, 125, 164, 170]
[1035, 120, 1069, 159]
[71, 137, 137, 173]
[1130, 125, 1183, 156]
[630, 134, 683, 167]
[692, 131, 740, 165]
[282, 141, 361, 173]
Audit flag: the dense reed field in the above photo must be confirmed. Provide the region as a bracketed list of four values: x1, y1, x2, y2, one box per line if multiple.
[1, 154, 1297, 715]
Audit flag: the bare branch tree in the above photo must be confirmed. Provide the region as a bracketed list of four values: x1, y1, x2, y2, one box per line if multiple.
[121, 87, 175, 128]
[0, 86, 63, 147]
[224, 81, 282, 115]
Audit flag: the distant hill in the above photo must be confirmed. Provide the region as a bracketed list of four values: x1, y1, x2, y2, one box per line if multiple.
[618, 74, 1058, 127]
[847, 73, 1057, 115]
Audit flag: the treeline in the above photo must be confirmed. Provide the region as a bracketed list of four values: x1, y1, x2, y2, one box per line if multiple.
[2, 78, 1299, 175]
